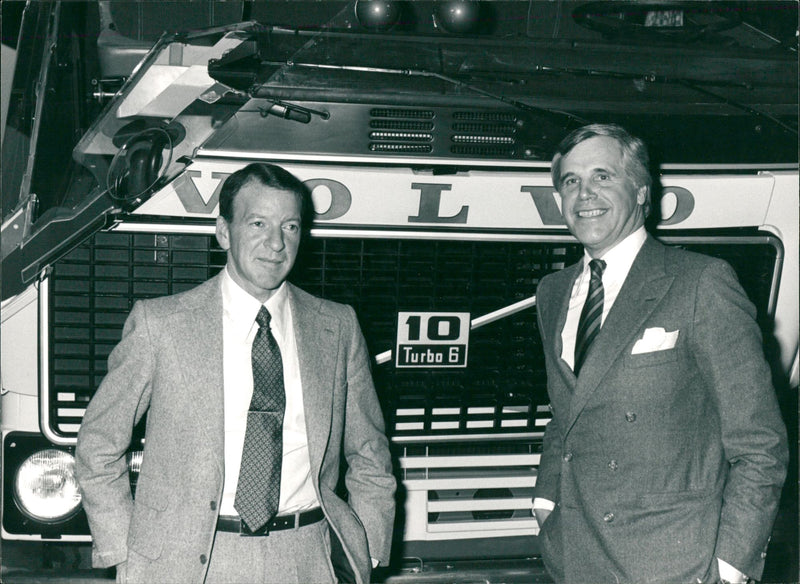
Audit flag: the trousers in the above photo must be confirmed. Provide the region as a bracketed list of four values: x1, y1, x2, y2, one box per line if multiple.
[205, 518, 337, 584]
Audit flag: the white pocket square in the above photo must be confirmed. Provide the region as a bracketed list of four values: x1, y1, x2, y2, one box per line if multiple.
[631, 327, 679, 354]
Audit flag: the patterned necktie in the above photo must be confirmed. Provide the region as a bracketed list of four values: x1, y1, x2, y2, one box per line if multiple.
[234, 306, 285, 531]
[574, 259, 606, 374]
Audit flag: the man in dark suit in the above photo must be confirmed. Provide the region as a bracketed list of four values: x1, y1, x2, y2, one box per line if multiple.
[532, 124, 787, 583]
[76, 163, 396, 583]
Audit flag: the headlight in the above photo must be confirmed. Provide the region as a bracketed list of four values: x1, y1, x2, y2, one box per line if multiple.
[14, 449, 82, 522]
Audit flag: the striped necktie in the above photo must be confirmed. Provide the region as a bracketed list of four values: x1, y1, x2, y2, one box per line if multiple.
[574, 259, 606, 374]
[234, 306, 285, 531]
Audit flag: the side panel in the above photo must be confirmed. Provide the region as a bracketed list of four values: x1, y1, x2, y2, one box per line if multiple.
[1, 286, 40, 435]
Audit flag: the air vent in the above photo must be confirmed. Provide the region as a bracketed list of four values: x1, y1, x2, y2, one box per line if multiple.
[369, 131, 432, 142]
[451, 145, 516, 157]
[369, 108, 436, 153]
[452, 122, 517, 135]
[370, 120, 434, 131]
[451, 135, 514, 145]
[449, 110, 520, 157]
[370, 108, 435, 119]
[452, 111, 517, 122]
[370, 143, 433, 153]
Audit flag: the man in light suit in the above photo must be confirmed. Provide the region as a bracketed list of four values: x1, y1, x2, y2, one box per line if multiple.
[76, 163, 396, 583]
[532, 124, 787, 583]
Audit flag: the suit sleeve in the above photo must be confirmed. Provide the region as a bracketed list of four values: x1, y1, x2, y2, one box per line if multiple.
[534, 277, 563, 504]
[341, 305, 397, 565]
[75, 301, 155, 568]
[692, 260, 788, 579]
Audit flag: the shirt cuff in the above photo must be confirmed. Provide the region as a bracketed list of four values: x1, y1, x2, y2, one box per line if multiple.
[371, 557, 380, 569]
[532, 497, 555, 511]
[718, 558, 747, 583]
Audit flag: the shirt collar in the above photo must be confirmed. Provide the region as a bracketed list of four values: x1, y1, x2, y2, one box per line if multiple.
[221, 267, 289, 341]
[582, 226, 647, 281]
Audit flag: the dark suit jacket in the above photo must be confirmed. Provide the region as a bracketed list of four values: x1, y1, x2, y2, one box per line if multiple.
[535, 236, 787, 583]
[76, 274, 396, 583]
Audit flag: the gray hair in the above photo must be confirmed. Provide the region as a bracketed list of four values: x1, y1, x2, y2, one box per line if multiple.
[551, 123, 653, 217]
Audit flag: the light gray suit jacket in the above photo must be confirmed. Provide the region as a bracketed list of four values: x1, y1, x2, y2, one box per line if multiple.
[535, 236, 787, 583]
[76, 273, 396, 583]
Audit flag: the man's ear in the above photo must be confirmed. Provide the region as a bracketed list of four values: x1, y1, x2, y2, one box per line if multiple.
[215, 216, 230, 251]
[637, 185, 648, 206]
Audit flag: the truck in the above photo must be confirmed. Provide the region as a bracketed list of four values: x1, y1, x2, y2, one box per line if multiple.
[2, 1, 797, 580]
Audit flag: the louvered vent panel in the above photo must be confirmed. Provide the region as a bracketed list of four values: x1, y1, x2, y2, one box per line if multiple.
[368, 108, 436, 153]
[371, 108, 435, 120]
[370, 120, 434, 131]
[450, 110, 520, 158]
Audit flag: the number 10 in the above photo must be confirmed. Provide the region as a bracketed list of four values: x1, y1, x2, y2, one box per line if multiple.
[405, 315, 461, 341]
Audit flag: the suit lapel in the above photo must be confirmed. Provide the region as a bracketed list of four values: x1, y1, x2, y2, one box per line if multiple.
[289, 284, 337, 474]
[567, 238, 674, 433]
[549, 263, 581, 386]
[165, 274, 225, 475]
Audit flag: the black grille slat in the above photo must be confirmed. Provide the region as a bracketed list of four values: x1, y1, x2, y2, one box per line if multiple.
[369, 131, 433, 142]
[370, 108, 435, 119]
[451, 145, 516, 157]
[451, 123, 517, 135]
[452, 111, 517, 122]
[369, 143, 433, 153]
[370, 120, 435, 131]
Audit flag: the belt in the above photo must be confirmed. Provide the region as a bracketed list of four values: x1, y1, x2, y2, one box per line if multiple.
[216, 507, 324, 536]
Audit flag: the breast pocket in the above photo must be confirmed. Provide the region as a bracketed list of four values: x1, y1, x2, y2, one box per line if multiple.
[626, 347, 680, 368]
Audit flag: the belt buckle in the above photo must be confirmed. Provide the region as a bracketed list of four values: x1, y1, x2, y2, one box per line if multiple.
[239, 518, 270, 537]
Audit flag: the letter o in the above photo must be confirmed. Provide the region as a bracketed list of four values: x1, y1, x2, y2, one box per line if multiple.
[305, 179, 352, 221]
[659, 186, 695, 226]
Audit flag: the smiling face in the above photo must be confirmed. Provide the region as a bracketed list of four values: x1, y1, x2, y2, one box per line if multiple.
[215, 179, 302, 303]
[556, 135, 648, 258]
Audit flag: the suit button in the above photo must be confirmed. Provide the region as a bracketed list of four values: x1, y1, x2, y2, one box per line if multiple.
[608, 460, 618, 471]
[625, 412, 636, 422]
[210, 500, 217, 511]
[603, 512, 615, 523]
[200, 554, 207, 564]
[563, 452, 573, 462]
[761, 551, 767, 559]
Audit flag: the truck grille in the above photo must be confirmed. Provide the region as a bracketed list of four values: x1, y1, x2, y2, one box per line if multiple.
[47, 232, 575, 439]
[47, 231, 778, 441]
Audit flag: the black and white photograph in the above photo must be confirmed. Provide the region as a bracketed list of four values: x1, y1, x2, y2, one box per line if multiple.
[1, 2, 797, 583]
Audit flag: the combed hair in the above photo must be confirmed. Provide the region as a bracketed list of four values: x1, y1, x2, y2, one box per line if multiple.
[218, 162, 313, 226]
[551, 123, 653, 217]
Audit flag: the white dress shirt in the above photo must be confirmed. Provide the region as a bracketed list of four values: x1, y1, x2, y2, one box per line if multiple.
[534, 227, 746, 581]
[220, 268, 319, 516]
[560, 227, 647, 369]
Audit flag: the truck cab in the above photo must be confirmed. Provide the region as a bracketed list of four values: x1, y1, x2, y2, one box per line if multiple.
[2, 2, 797, 580]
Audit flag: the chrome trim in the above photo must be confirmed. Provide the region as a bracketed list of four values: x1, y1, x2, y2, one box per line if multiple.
[39, 277, 73, 445]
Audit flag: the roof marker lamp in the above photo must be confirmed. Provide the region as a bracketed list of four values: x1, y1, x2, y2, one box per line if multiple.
[355, 1, 402, 31]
